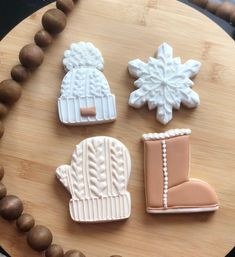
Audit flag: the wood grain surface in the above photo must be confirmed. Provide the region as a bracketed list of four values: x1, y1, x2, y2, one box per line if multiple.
[0, 1, 234, 256]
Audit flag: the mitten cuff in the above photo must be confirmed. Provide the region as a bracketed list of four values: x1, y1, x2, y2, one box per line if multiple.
[69, 193, 131, 222]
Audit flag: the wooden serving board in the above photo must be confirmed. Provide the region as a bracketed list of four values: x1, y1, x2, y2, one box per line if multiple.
[0, 1, 235, 256]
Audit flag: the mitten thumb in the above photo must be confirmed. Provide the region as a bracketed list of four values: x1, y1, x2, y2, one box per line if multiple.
[56, 165, 72, 194]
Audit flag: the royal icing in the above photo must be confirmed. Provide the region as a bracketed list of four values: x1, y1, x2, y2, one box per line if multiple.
[128, 43, 201, 125]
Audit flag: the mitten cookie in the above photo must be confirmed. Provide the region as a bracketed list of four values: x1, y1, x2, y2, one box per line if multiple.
[128, 43, 201, 125]
[58, 42, 117, 125]
[143, 129, 218, 213]
[56, 136, 131, 222]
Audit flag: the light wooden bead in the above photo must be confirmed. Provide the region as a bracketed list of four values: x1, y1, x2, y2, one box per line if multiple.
[34, 30, 53, 48]
[56, 0, 74, 14]
[16, 213, 35, 232]
[11, 65, 29, 82]
[27, 225, 53, 252]
[0, 79, 22, 105]
[0, 195, 23, 220]
[0, 166, 4, 180]
[215, 2, 235, 21]
[206, 1, 220, 13]
[45, 244, 64, 257]
[64, 250, 86, 257]
[42, 9, 67, 34]
[19, 44, 44, 69]
[0, 183, 7, 199]
[190, 0, 208, 8]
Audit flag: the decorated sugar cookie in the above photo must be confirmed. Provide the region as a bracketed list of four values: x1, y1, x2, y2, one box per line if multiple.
[142, 129, 219, 213]
[128, 43, 201, 125]
[56, 136, 131, 222]
[58, 42, 117, 125]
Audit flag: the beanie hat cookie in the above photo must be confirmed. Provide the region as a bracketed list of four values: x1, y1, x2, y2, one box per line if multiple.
[58, 42, 117, 125]
[56, 136, 131, 222]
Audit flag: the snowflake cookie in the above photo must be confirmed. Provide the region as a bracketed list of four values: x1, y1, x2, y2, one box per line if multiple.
[56, 136, 131, 222]
[58, 42, 117, 125]
[128, 43, 201, 125]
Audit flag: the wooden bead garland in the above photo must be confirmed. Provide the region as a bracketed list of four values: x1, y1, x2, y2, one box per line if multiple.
[42, 9, 67, 34]
[215, 2, 235, 21]
[0, 195, 23, 220]
[0, 79, 22, 105]
[45, 244, 64, 257]
[0, 166, 4, 180]
[11, 64, 30, 82]
[230, 12, 235, 26]
[0, 121, 4, 138]
[27, 225, 53, 251]
[64, 250, 86, 257]
[0, 1, 103, 256]
[0, 182, 7, 199]
[56, 0, 75, 14]
[206, 1, 220, 14]
[190, 0, 208, 8]
[16, 213, 35, 232]
[19, 44, 44, 69]
[0, 103, 8, 118]
[34, 29, 53, 48]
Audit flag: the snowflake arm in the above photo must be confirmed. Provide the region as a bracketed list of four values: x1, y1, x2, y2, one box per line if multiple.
[157, 103, 173, 125]
[155, 43, 173, 62]
[180, 87, 200, 108]
[180, 59, 201, 78]
[128, 59, 148, 79]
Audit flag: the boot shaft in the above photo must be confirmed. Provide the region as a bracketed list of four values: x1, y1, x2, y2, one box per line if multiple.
[143, 129, 191, 208]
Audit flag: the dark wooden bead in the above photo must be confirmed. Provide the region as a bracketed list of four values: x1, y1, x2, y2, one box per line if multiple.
[11, 65, 29, 82]
[230, 11, 235, 26]
[0, 102, 8, 118]
[190, 0, 208, 8]
[0, 166, 4, 180]
[206, 1, 220, 13]
[0, 183, 7, 199]
[45, 244, 64, 257]
[216, 2, 235, 21]
[42, 9, 67, 34]
[0, 195, 23, 220]
[27, 225, 53, 252]
[0, 79, 22, 105]
[16, 213, 35, 232]
[0, 121, 4, 138]
[64, 250, 86, 257]
[34, 29, 53, 48]
[56, 0, 74, 14]
[19, 44, 44, 69]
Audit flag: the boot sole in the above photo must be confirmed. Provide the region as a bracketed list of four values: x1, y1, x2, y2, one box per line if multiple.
[147, 206, 219, 214]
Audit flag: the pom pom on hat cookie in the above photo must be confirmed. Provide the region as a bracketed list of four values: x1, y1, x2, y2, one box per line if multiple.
[58, 42, 117, 125]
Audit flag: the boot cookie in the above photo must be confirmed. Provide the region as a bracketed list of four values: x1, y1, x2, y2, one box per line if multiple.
[143, 129, 218, 213]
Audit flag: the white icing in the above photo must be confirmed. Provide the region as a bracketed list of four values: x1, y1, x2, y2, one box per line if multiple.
[56, 136, 131, 222]
[142, 128, 191, 141]
[128, 42, 201, 125]
[161, 140, 168, 209]
[58, 42, 116, 125]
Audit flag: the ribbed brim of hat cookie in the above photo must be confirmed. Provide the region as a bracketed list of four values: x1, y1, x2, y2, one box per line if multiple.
[58, 95, 116, 125]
